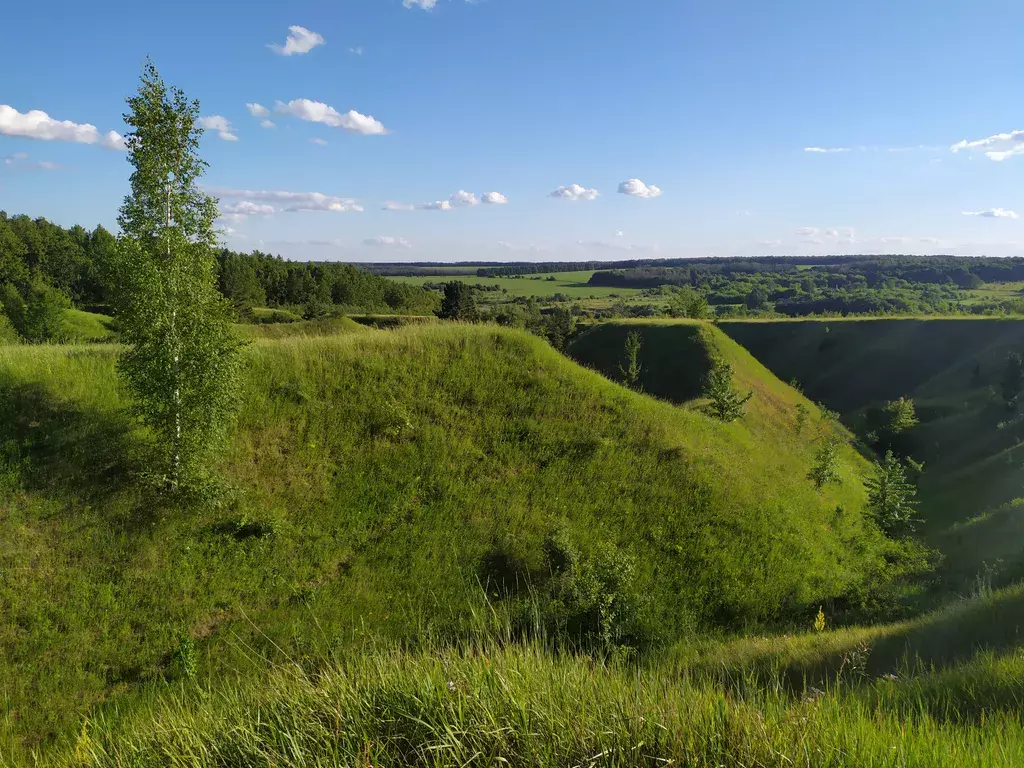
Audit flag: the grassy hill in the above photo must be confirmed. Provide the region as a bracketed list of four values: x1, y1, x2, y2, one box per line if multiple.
[0, 322, 903, 758]
[720, 319, 1024, 593]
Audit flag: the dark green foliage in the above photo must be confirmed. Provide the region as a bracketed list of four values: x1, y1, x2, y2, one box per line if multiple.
[218, 252, 266, 313]
[0, 279, 70, 342]
[882, 397, 919, 434]
[666, 285, 709, 318]
[703, 359, 752, 421]
[868, 450, 920, 535]
[809, 439, 841, 489]
[542, 306, 575, 350]
[618, 330, 642, 388]
[537, 530, 650, 649]
[113, 60, 243, 488]
[745, 286, 770, 311]
[438, 281, 478, 321]
[1002, 352, 1024, 409]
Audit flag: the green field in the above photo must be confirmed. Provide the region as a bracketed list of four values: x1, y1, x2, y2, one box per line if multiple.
[388, 270, 644, 300]
[3, 318, 1024, 766]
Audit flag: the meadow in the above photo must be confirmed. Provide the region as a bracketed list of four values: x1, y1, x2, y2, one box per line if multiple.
[0, 314, 1021, 766]
[386, 270, 644, 300]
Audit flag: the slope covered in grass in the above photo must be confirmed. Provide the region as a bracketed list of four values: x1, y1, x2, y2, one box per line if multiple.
[54, 632, 1024, 768]
[720, 319, 1024, 591]
[0, 324, 899, 756]
[62, 310, 118, 343]
[567, 320, 876, 502]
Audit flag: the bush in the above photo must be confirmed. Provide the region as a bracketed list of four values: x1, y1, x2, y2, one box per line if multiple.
[0, 279, 71, 342]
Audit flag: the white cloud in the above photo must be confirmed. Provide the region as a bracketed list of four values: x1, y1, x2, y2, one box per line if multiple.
[962, 208, 1019, 219]
[951, 130, 1024, 162]
[260, 119, 276, 129]
[382, 201, 416, 211]
[209, 187, 363, 213]
[274, 99, 388, 135]
[450, 190, 479, 206]
[497, 241, 551, 254]
[2, 152, 61, 170]
[403, 0, 438, 8]
[269, 25, 325, 56]
[418, 200, 453, 211]
[618, 178, 662, 199]
[614, 230, 625, 238]
[364, 236, 412, 248]
[758, 239, 783, 248]
[576, 239, 659, 254]
[795, 226, 857, 244]
[549, 184, 599, 201]
[221, 201, 275, 216]
[309, 137, 328, 146]
[246, 103, 270, 118]
[350, 46, 364, 56]
[198, 115, 238, 141]
[0, 105, 125, 150]
[804, 146, 851, 154]
[482, 191, 508, 205]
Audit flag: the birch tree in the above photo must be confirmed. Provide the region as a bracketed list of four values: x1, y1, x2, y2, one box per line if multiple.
[113, 60, 242, 490]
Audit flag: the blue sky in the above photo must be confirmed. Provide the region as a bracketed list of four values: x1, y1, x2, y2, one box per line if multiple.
[2, 0, 1023, 261]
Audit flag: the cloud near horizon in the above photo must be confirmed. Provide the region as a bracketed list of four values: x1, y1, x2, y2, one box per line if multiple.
[962, 208, 1019, 219]
[364, 236, 412, 248]
[0, 105, 124, 150]
[209, 187, 363, 213]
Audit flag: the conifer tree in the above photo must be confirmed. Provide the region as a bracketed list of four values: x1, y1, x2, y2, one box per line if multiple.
[866, 450, 920, 534]
[704, 359, 752, 421]
[438, 281, 478, 321]
[618, 331, 643, 389]
[112, 60, 242, 490]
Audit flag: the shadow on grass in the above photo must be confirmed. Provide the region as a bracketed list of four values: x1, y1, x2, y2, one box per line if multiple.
[0, 372, 162, 528]
[569, 324, 713, 403]
[693, 586, 1024, 722]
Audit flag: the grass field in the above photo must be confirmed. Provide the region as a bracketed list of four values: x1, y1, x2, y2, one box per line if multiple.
[54, 603, 1024, 767]
[2, 318, 1023, 766]
[720, 318, 1024, 594]
[0, 321, 906, 760]
[387, 270, 644, 300]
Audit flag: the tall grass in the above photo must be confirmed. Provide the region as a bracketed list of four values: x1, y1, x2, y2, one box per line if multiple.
[0, 323, 902, 756]
[51, 637, 1024, 768]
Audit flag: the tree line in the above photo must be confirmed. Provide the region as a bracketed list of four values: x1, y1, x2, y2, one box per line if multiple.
[0, 213, 437, 339]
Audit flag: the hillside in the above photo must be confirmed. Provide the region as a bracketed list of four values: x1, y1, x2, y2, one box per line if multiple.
[0, 323, 902, 756]
[720, 319, 1024, 593]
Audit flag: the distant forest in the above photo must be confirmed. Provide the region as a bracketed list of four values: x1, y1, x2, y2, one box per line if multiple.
[589, 256, 1024, 317]
[0, 212, 438, 317]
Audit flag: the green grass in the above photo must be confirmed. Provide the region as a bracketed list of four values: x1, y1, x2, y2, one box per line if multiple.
[234, 315, 368, 340]
[0, 323, 902, 759]
[387, 271, 644, 300]
[62, 310, 118, 343]
[250, 307, 303, 324]
[49, 621, 1024, 768]
[719, 318, 1024, 593]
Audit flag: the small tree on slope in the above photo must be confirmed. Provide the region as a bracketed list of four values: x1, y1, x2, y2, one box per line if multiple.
[703, 359, 752, 421]
[618, 330, 642, 389]
[808, 439, 841, 489]
[113, 60, 242, 490]
[866, 450, 920, 535]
